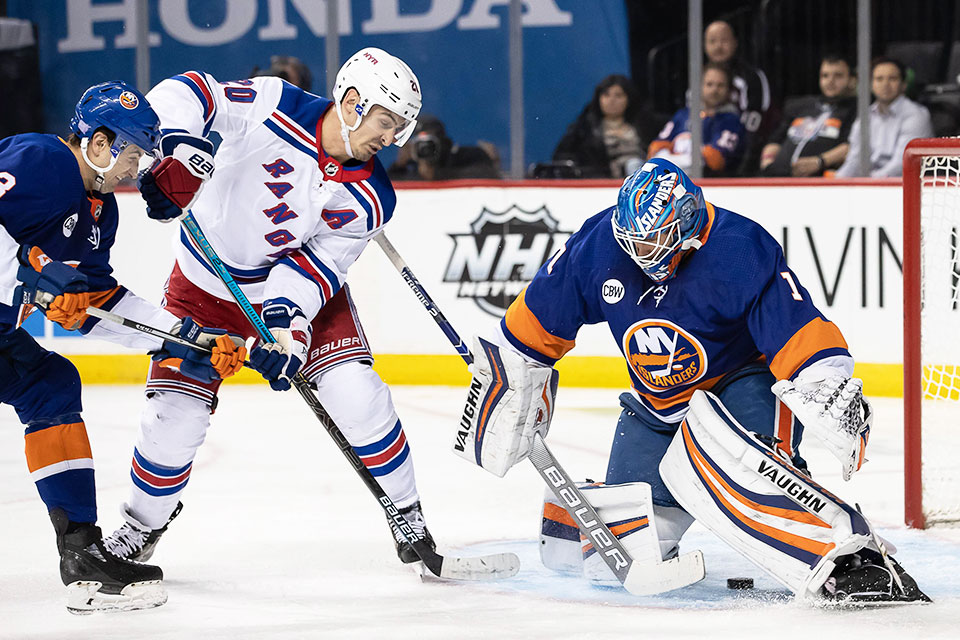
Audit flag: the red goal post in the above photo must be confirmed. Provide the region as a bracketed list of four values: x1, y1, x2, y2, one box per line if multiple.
[903, 137, 960, 528]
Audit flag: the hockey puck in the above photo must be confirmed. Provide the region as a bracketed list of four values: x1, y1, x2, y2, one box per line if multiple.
[727, 577, 754, 590]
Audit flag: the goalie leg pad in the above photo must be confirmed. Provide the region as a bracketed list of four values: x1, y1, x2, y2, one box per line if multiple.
[453, 336, 558, 477]
[660, 390, 874, 598]
[539, 482, 696, 586]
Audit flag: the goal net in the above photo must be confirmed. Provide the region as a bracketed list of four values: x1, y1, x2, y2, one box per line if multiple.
[904, 138, 960, 528]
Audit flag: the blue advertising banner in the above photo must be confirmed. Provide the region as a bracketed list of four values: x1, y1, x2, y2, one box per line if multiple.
[7, 0, 629, 171]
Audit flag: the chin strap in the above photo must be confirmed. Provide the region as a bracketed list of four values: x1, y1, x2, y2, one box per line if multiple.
[335, 101, 361, 160]
[79, 137, 117, 191]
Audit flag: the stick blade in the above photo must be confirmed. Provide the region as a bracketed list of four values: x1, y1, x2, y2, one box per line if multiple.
[622, 550, 706, 596]
[436, 552, 521, 581]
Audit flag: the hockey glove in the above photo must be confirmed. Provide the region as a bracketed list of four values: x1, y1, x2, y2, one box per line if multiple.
[14, 246, 90, 330]
[772, 374, 872, 481]
[152, 317, 247, 382]
[138, 133, 215, 222]
[247, 298, 311, 391]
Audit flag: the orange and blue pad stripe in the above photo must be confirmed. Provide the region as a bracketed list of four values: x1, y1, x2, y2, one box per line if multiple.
[24, 419, 96, 522]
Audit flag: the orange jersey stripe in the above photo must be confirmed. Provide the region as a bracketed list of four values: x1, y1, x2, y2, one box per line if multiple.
[769, 317, 848, 380]
[683, 421, 832, 533]
[504, 288, 576, 361]
[88, 286, 121, 309]
[543, 502, 577, 527]
[632, 372, 725, 411]
[24, 422, 92, 473]
[702, 145, 726, 171]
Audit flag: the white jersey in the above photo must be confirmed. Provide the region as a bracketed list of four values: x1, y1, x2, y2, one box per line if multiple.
[146, 71, 396, 321]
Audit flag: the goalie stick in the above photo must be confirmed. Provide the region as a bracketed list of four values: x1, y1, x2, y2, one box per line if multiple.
[178, 212, 519, 581]
[374, 232, 705, 595]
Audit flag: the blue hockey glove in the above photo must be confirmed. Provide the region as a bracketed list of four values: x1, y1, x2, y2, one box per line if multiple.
[15, 245, 90, 329]
[152, 317, 247, 382]
[248, 298, 311, 391]
[138, 133, 214, 222]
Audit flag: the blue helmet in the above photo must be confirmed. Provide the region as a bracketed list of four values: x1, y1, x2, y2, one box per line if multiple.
[70, 81, 160, 158]
[611, 158, 708, 282]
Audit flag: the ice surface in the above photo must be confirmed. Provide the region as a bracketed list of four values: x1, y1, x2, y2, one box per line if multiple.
[1, 387, 958, 639]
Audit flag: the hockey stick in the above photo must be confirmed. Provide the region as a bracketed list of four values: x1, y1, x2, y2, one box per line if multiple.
[374, 232, 705, 595]
[178, 212, 519, 581]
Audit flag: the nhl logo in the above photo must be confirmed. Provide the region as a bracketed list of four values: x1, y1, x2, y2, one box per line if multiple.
[62, 212, 79, 237]
[444, 205, 571, 316]
[323, 161, 339, 177]
[119, 91, 139, 109]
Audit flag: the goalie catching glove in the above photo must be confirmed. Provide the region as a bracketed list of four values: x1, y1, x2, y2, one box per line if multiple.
[138, 133, 214, 221]
[152, 317, 246, 382]
[772, 371, 872, 481]
[247, 298, 311, 391]
[452, 336, 558, 477]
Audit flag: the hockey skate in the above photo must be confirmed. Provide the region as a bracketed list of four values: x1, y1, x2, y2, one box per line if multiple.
[820, 548, 931, 604]
[390, 501, 436, 564]
[50, 508, 166, 614]
[104, 502, 183, 562]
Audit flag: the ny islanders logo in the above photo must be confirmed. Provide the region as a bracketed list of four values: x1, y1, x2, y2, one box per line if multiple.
[622, 319, 707, 392]
[444, 205, 570, 316]
[119, 91, 139, 109]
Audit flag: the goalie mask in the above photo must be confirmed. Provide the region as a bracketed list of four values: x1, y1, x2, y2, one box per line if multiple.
[70, 81, 161, 188]
[333, 47, 422, 154]
[612, 158, 707, 282]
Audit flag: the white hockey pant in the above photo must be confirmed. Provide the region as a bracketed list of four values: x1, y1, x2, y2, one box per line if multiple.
[660, 390, 875, 598]
[127, 361, 419, 530]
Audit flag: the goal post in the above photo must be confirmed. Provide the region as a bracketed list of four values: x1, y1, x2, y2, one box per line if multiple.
[903, 137, 960, 529]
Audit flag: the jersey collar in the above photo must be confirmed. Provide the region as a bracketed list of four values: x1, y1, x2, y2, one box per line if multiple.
[315, 104, 375, 183]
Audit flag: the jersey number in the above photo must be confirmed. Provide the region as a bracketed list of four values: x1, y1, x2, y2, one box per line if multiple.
[224, 86, 256, 103]
[780, 271, 803, 301]
[0, 171, 15, 198]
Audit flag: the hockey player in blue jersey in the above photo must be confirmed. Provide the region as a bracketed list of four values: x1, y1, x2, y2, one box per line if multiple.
[456, 158, 929, 603]
[0, 82, 246, 613]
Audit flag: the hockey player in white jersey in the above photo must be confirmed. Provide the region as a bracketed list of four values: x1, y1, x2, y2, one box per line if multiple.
[104, 49, 435, 566]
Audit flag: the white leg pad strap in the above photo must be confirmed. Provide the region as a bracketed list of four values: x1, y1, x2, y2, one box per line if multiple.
[539, 482, 697, 587]
[660, 390, 875, 598]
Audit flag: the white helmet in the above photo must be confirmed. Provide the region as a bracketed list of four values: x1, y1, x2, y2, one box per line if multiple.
[333, 47, 421, 150]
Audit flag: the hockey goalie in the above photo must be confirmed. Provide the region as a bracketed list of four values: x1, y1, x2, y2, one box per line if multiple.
[453, 158, 930, 604]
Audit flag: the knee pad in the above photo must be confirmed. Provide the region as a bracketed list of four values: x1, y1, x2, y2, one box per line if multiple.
[312, 361, 397, 443]
[660, 390, 874, 598]
[137, 391, 212, 467]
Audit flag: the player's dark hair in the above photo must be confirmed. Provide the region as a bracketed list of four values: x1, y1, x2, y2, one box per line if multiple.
[66, 126, 117, 147]
[871, 56, 906, 80]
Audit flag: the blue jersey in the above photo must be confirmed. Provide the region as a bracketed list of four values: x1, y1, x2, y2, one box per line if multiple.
[500, 202, 850, 422]
[0, 133, 124, 335]
[649, 107, 745, 174]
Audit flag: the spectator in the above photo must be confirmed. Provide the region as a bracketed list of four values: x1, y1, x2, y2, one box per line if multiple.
[552, 74, 651, 178]
[388, 114, 500, 180]
[250, 55, 312, 91]
[760, 54, 857, 177]
[835, 57, 933, 177]
[703, 19, 772, 174]
[647, 62, 746, 176]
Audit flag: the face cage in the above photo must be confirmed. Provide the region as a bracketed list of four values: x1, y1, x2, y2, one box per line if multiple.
[612, 216, 684, 271]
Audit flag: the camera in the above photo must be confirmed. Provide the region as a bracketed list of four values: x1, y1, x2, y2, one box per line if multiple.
[412, 133, 441, 163]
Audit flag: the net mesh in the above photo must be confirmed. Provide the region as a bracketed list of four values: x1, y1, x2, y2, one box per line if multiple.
[919, 154, 960, 525]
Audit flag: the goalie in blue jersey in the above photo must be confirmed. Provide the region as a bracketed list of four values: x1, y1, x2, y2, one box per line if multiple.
[0, 82, 245, 613]
[456, 158, 929, 603]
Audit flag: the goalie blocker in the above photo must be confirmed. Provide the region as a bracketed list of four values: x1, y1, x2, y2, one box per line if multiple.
[453, 336, 558, 476]
[660, 390, 929, 603]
